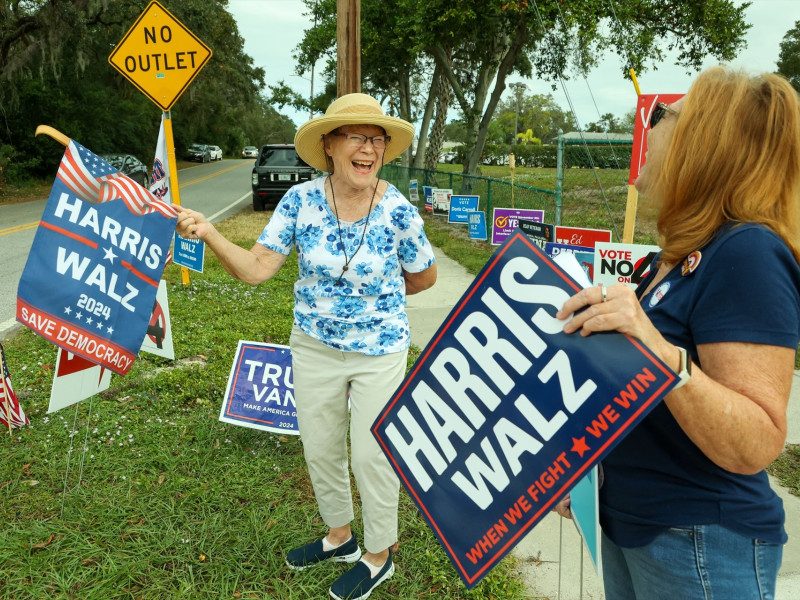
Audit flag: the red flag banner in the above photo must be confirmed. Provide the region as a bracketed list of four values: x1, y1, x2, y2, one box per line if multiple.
[628, 93, 685, 185]
[0, 343, 29, 429]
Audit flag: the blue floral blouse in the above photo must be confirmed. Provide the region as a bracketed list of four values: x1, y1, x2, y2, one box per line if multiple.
[256, 176, 436, 355]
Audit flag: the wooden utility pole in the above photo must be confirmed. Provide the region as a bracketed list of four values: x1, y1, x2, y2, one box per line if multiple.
[336, 0, 361, 96]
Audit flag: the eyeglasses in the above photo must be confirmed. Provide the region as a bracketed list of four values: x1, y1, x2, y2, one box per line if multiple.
[649, 102, 679, 129]
[330, 132, 391, 149]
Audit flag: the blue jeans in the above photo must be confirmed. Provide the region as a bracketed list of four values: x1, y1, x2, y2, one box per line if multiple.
[601, 526, 782, 600]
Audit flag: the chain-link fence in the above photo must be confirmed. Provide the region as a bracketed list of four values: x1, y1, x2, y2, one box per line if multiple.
[382, 134, 658, 246]
[559, 137, 632, 242]
[380, 165, 559, 222]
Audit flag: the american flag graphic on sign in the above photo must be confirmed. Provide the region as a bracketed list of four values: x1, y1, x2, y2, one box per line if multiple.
[0, 343, 28, 429]
[59, 140, 176, 219]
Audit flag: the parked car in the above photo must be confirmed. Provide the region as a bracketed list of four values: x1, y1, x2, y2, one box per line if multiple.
[251, 144, 317, 211]
[185, 143, 211, 163]
[242, 146, 258, 159]
[209, 145, 223, 161]
[101, 154, 149, 187]
[439, 151, 456, 163]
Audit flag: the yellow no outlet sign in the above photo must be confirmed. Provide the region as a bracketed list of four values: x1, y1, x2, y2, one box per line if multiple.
[109, 0, 212, 111]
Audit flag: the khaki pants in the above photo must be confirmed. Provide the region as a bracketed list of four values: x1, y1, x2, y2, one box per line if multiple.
[290, 327, 406, 553]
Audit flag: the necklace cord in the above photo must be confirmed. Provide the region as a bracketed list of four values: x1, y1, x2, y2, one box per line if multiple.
[330, 173, 380, 286]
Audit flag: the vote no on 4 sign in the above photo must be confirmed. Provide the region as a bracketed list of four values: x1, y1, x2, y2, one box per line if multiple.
[108, 0, 212, 111]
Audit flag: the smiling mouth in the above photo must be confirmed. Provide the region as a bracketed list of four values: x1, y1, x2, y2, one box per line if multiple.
[352, 160, 373, 172]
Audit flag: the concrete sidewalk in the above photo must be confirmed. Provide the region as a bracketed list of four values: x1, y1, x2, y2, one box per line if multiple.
[405, 247, 800, 600]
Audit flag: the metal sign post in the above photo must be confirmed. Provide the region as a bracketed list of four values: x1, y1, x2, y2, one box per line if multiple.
[109, 0, 212, 286]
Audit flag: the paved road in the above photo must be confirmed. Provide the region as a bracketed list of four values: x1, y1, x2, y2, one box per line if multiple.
[0, 159, 254, 337]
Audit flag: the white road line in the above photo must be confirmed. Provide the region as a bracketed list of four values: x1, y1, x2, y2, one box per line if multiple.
[208, 191, 252, 223]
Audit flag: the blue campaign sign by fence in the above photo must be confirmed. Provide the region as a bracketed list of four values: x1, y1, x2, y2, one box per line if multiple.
[372, 230, 679, 589]
[173, 232, 205, 273]
[16, 139, 177, 375]
[468, 212, 487, 241]
[448, 195, 480, 224]
[423, 185, 434, 212]
[219, 341, 299, 435]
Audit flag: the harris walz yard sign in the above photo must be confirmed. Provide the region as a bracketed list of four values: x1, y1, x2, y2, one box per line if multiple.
[372, 230, 679, 588]
[17, 140, 177, 375]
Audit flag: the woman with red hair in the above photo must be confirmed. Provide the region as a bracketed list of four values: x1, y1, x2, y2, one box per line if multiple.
[558, 66, 800, 599]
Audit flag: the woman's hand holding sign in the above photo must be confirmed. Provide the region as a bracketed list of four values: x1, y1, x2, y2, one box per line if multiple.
[174, 205, 213, 240]
[173, 204, 287, 285]
[552, 494, 572, 520]
[557, 280, 674, 366]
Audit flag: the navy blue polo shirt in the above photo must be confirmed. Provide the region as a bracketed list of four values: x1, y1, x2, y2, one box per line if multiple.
[600, 223, 800, 547]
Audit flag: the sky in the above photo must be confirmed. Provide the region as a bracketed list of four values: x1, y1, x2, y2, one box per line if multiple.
[228, 0, 800, 132]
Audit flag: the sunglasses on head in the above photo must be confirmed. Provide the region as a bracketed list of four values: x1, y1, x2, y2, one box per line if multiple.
[649, 102, 679, 129]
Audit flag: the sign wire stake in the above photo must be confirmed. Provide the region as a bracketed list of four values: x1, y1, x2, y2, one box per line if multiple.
[75, 395, 95, 490]
[579, 535, 585, 599]
[60, 402, 81, 516]
[59, 396, 95, 517]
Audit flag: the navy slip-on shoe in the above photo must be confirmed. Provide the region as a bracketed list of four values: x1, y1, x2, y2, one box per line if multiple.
[285, 534, 362, 571]
[329, 549, 394, 600]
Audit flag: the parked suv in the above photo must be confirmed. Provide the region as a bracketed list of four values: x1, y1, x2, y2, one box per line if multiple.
[251, 144, 317, 211]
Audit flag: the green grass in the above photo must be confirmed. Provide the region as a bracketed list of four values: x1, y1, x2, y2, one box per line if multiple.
[0, 179, 52, 205]
[435, 162, 630, 194]
[768, 444, 800, 494]
[420, 213, 495, 276]
[0, 208, 525, 600]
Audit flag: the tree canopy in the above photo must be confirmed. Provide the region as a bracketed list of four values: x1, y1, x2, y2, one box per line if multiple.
[491, 93, 577, 144]
[0, 0, 293, 185]
[290, 0, 750, 180]
[1, 0, 755, 187]
[778, 20, 800, 92]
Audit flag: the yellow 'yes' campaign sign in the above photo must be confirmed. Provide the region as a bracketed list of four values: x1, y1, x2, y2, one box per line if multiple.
[108, 0, 212, 111]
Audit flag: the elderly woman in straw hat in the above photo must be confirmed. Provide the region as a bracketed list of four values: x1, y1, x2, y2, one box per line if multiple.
[175, 93, 436, 599]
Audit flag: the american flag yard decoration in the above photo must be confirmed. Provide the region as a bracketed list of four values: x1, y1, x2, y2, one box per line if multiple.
[16, 138, 178, 375]
[0, 343, 28, 429]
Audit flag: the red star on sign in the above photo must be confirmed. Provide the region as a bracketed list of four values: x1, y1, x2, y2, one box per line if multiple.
[571, 436, 591, 458]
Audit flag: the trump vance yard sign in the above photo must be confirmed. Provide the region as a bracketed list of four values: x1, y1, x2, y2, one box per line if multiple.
[108, 0, 212, 111]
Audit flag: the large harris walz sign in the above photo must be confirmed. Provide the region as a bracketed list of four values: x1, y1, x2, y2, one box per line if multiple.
[372, 230, 678, 588]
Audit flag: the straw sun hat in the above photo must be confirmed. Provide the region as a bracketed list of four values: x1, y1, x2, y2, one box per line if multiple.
[294, 93, 415, 172]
